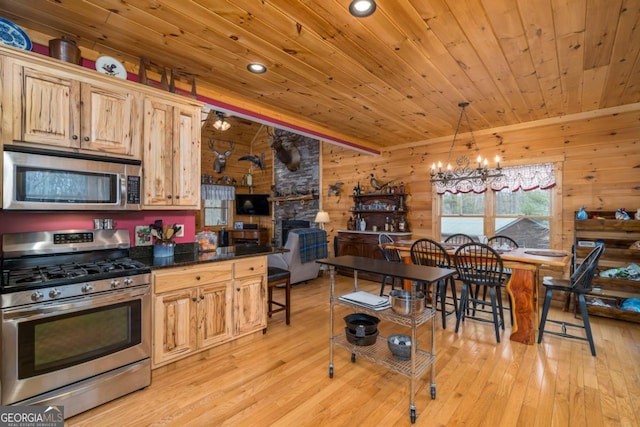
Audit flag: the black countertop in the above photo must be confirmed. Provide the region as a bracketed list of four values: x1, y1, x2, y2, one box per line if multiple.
[130, 243, 287, 270]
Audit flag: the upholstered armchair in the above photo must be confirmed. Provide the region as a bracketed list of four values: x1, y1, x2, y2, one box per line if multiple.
[267, 229, 327, 284]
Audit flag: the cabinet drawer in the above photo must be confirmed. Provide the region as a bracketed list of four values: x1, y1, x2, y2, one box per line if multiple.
[234, 257, 266, 278]
[154, 262, 233, 294]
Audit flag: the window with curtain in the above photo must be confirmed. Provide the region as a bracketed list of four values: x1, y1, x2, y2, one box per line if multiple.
[439, 163, 556, 248]
[201, 185, 235, 227]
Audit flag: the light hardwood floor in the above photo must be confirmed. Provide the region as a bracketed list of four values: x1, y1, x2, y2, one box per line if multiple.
[67, 273, 640, 427]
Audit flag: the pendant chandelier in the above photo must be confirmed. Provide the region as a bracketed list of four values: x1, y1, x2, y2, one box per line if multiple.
[430, 102, 503, 187]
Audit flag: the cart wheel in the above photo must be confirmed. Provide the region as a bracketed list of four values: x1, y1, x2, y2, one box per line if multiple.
[329, 366, 334, 378]
[430, 384, 436, 399]
[351, 353, 356, 363]
[410, 408, 416, 423]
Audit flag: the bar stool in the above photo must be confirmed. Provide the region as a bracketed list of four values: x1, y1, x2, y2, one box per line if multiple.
[267, 267, 291, 326]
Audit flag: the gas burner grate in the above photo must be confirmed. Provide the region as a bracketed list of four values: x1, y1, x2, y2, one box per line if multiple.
[3, 257, 150, 289]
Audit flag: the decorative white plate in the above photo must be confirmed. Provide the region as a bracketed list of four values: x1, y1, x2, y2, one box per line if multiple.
[95, 56, 127, 79]
[0, 17, 32, 50]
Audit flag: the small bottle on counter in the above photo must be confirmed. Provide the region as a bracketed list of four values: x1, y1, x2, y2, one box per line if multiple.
[384, 216, 391, 231]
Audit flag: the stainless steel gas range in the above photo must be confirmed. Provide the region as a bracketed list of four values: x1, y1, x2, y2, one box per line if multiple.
[1, 229, 151, 419]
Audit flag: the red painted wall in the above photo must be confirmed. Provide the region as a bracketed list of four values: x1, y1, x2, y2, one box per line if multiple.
[0, 211, 196, 246]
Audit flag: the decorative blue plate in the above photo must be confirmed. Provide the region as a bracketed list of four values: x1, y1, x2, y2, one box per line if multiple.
[0, 17, 32, 50]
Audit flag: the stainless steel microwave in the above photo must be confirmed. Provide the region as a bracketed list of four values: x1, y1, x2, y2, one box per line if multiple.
[3, 147, 142, 211]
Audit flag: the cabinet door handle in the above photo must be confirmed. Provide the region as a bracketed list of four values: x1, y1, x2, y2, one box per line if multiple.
[249, 267, 254, 271]
[195, 275, 201, 280]
[175, 195, 180, 199]
[83, 136, 90, 141]
[200, 295, 205, 300]
[167, 195, 172, 199]
[191, 296, 197, 302]
[72, 135, 78, 140]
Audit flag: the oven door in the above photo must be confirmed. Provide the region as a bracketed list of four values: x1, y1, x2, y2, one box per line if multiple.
[1, 285, 150, 405]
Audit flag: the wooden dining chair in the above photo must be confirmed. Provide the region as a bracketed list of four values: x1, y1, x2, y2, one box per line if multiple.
[410, 238, 459, 328]
[453, 242, 506, 343]
[487, 235, 518, 249]
[377, 233, 403, 296]
[444, 233, 474, 245]
[538, 243, 604, 356]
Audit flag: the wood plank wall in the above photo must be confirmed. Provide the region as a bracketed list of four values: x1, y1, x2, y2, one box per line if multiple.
[320, 105, 640, 257]
[198, 118, 274, 235]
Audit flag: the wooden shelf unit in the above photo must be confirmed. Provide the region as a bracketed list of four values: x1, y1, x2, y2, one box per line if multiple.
[574, 211, 640, 323]
[350, 192, 409, 232]
[229, 229, 269, 246]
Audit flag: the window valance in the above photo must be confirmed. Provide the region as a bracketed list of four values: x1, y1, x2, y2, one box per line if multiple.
[201, 184, 235, 201]
[435, 163, 556, 194]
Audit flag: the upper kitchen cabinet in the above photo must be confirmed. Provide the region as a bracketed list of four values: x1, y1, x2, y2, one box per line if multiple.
[2, 56, 142, 159]
[142, 96, 201, 209]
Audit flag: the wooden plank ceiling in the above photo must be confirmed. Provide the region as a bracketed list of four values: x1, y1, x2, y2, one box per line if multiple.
[1, 0, 639, 151]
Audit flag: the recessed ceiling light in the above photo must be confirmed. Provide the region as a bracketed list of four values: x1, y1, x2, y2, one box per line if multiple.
[349, 0, 377, 17]
[247, 63, 267, 74]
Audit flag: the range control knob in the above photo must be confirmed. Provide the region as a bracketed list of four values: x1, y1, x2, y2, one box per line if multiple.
[31, 291, 44, 301]
[81, 284, 94, 293]
[49, 288, 62, 298]
[110, 279, 121, 289]
[123, 278, 134, 286]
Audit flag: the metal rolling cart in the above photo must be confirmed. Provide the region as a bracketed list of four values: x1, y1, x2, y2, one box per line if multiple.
[317, 255, 455, 424]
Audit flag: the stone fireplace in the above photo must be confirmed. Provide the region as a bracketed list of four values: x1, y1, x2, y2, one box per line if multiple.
[272, 131, 320, 246]
[281, 220, 311, 246]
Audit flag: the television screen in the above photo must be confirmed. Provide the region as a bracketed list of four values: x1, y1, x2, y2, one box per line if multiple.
[235, 194, 271, 216]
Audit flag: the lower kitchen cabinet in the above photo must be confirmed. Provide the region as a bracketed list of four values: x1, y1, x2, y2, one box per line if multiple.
[233, 258, 267, 336]
[153, 288, 197, 366]
[152, 257, 266, 368]
[234, 275, 266, 335]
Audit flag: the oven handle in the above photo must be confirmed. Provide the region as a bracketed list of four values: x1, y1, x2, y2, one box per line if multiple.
[2, 286, 149, 322]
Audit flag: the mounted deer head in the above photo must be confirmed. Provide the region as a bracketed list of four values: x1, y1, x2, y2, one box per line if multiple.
[269, 128, 301, 172]
[209, 140, 234, 174]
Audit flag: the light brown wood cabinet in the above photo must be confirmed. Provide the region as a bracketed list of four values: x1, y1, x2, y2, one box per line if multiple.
[233, 258, 267, 335]
[152, 257, 267, 368]
[152, 262, 233, 368]
[142, 97, 201, 209]
[3, 57, 142, 159]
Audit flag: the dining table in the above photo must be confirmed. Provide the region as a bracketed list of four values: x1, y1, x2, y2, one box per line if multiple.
[383, 240, 571, 345]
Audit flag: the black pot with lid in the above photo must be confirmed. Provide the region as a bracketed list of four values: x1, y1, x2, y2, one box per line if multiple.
[343, 313, 380, 346]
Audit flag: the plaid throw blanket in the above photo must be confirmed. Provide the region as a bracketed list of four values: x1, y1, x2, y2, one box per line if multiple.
[291, 228, 328, 263]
